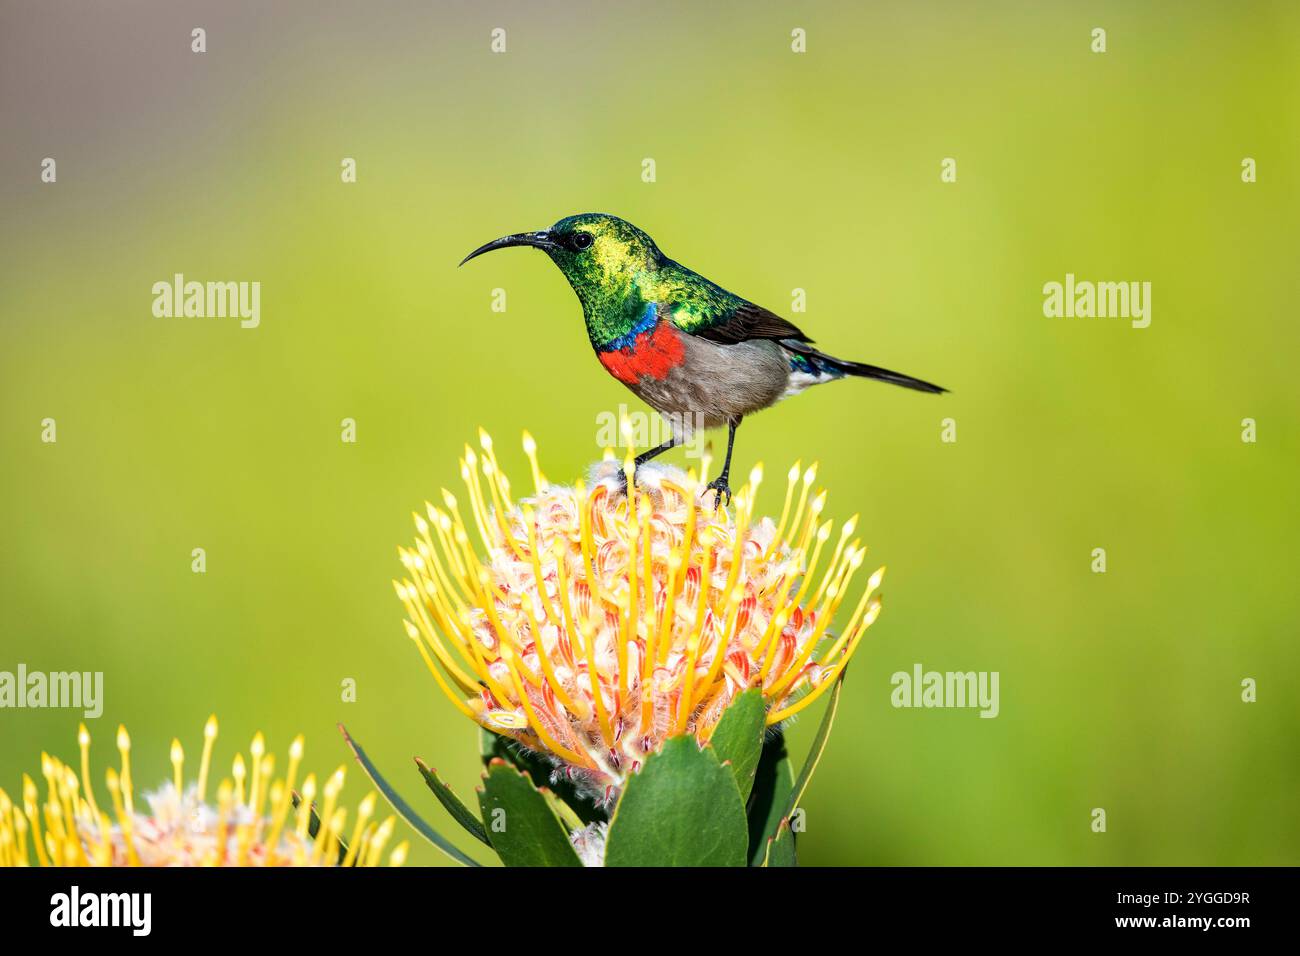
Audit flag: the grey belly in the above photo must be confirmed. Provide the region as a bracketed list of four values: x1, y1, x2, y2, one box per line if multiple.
[627, 337, 790, 432]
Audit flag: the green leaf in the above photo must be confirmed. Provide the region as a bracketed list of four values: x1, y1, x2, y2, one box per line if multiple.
[415, 757, 490, 846]
[780, 668, 847, 825]
[745, 670, 847, 865]
[478, 727, 605, 825]
[746, 730, 796, 866]
[708, 688, 766, 802]
[339, 724, 481, 867]
[477, 759, 583, 867]
[478, 726, 504, 760]
[478, 726, 505, 761]
[604, 736, 749, 867]
[289, 792, 349, 865]
[540, 788, 585, 833]
[761, 817, 797, 868]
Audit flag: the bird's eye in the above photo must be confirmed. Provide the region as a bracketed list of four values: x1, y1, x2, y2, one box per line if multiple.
[571, 232, 593, 250]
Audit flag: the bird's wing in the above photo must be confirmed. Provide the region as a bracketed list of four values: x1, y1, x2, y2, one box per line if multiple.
[659, 266, 813, 344]
[672, 300, 813, 344]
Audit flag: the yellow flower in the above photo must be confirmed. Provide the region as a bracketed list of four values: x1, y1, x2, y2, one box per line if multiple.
[395, 429, 884, 801]
[0, 717, 408, 867]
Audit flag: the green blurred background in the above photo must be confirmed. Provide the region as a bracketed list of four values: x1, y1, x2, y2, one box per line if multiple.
[2, 1, 1297, 865]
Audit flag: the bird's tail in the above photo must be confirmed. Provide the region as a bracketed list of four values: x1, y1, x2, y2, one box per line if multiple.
[783, 341, 947, 394]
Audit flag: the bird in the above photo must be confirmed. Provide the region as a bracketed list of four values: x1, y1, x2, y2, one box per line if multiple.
[460, 213, 945, 507]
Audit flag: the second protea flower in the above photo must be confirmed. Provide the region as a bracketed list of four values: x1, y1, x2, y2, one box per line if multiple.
[395, 429, 883, 801]
[0, 717, 408, 868]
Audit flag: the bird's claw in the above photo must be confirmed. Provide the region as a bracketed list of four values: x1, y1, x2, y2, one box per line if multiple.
[612, 469, 630, 499]
[704, 476, 732, 511]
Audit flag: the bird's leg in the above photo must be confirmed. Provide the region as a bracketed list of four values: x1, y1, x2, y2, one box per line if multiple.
[635, 436, 678, 473]
[705, 419, 739, 511]
[613, 435, 679, 497]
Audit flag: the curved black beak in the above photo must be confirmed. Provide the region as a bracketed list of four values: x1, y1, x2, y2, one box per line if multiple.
[459, 230, 557, 266]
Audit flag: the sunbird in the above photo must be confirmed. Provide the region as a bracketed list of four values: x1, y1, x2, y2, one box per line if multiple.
[461, 213, 945, 505]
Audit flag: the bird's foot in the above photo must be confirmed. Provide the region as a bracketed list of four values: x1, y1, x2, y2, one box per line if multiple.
[703, 476, 732, 511]
[610, 465, 641, 500]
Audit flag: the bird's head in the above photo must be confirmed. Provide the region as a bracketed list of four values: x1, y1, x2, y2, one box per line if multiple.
[460, 213, 662, 309]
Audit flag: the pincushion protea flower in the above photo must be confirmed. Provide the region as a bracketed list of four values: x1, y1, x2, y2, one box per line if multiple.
[0, 717, 408, 867]
[352, 427, 884, 867]
[394, 429, 882, 803]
